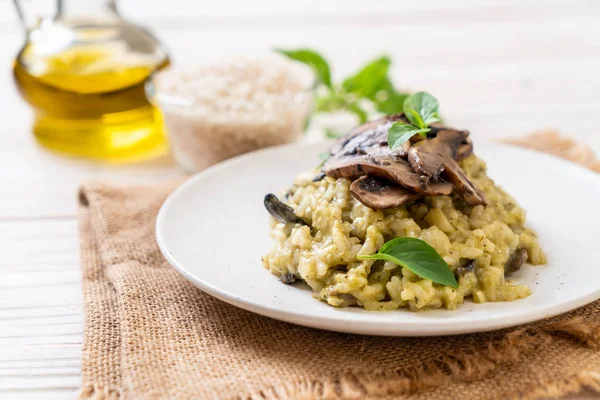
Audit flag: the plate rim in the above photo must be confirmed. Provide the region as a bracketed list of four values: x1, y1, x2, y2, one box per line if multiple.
[156, 140, 600, 336]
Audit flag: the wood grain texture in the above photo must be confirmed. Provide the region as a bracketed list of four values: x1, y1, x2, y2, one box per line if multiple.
[0, 0, 598, 398]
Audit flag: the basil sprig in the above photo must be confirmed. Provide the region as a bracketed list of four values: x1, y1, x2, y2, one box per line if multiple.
[275, 49, 332, 89]
[277, 49, 409, 136]
[387, 92, 441, 150]
[358, 237, 458, 288]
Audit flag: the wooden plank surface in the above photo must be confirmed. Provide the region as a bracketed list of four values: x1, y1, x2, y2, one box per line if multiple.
[0, 1, 599, 398]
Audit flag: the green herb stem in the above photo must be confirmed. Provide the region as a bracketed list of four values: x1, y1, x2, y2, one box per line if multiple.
[277, 48, 410, 134]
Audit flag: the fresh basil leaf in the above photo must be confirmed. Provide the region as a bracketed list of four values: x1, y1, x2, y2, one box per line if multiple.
[403, 92, 440, 127]
[424, 112, 441, 126]
[342, 56, 391, 99]
[348, 66, 409, 115]
[404, 108, 426, 129]
[276, 48, 332, 89]
[387, 122, 429, 150]
[358, 237, 458, 288]
[375, 79, 409, 114]
[314, 92, 367, 123]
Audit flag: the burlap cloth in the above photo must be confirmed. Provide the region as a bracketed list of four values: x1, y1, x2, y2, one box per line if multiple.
[79, 130, 600, 400]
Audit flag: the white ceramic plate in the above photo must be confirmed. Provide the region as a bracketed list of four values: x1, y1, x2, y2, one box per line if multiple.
[157, 141, 600, 336]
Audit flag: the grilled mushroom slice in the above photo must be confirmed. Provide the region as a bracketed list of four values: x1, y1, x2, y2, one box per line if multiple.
[408, 129, 486, 206]
[456, 259, 476, 277]
[264, 194, 308, 226]
[312, 172, 326, 182]
[280, 273, 297, 284]
[427, 123, 474, 160]
[350, 176, 422, 209]
[408, 129, 470, 179]
[328, 114, 410, 160]
[504, 248, 528, 276]
[456, 135, 474, 161]
[324, 154, 453, 196]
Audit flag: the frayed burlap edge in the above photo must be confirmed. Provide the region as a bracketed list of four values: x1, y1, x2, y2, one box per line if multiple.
[80, 384, 121, 400]
[524, 371, 600, 400]
[78, 304, 600, 400]
[239, 317, 600, 400]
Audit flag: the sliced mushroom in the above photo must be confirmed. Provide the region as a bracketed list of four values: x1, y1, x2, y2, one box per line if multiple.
[312, 172, 326, 182]
[350, 176, 422, 209]
[456, 259, 476, 277]
[328, 114, 410, 160]
[264, 194, 308, 226]
[322, 115, 482, 209]
[324, 154, 453, 196]
[443, 162, 487, 206]
[408, 129, 469, 178]
[504, 248, 528, 276]
[408, 129, 486, 206]
[456, 135, 474, 161]
[280, 273, 296, 284]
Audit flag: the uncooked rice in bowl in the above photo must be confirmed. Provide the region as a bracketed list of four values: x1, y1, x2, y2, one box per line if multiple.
[149, 54, 315, 172]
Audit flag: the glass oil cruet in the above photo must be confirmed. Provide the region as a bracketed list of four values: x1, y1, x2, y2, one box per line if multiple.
[12, 0, 170, 161]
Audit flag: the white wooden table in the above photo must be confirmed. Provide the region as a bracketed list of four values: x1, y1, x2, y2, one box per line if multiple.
[1, 1, 599, 398]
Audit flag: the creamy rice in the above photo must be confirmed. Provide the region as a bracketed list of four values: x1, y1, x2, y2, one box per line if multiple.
[263, 155, 546, 311]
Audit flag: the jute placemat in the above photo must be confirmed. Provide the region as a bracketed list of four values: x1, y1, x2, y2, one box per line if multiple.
[79, 131, 600, 400]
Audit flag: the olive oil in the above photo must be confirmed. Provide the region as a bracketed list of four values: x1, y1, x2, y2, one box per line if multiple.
[13, 21, 170, 161]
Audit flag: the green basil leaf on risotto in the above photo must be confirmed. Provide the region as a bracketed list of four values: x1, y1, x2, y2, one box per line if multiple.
[403, 92, 440, 127]
[358, 237, 458, 288]
[275, 49, 332, 89]
[387, 92, 441, 149]
[387, 123, 430, 150]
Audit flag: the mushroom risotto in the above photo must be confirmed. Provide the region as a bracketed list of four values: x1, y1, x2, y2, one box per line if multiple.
[263, 101, 546, 311]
